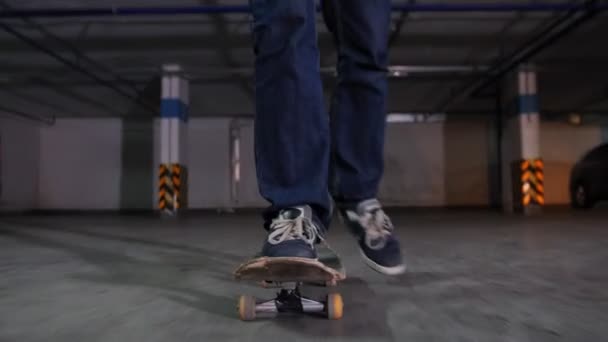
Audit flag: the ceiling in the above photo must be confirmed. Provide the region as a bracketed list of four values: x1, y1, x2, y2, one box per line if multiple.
[0, 0, 607, 121]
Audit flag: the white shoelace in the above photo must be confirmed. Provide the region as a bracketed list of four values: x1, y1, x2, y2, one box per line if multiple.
[359, 208, 394, 250]
[267, 215, 321, 246]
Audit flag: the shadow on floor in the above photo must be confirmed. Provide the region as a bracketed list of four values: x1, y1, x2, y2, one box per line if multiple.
[0, 223, 239, 319]
[269, 276, 397, 340]
[0, 219, 243, 265]
[0, 219, 458, 335]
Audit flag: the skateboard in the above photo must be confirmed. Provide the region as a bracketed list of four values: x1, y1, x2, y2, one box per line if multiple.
[233, 245, 346, 321]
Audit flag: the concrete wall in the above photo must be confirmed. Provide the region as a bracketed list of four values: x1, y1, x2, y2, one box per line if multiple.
[226, 118, 492, 208]
[160, 118, 233, 209]
[36, 117, 233, 210]
[379, 119, 490, 207]
[0, 117, 40, 211]
[39, 118, 123, 210]
[39, 118, 233, 210]
[232, 119, 492, 208]
[443, 120, 492, 206]
[121, 119, 155, 210]
[541, 122, 602, 205]
[28, 116, 603, 210]
[501, 116, 521, 212]
[380, 123, 446, 206]
[502, 119, 603, 209]
[35, 117, 494, 210]
[236, 123, 266, 207]
[229, 119, 492, 208]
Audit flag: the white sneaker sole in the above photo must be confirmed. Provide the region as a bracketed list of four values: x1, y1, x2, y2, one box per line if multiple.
[359, 248, 406, 275]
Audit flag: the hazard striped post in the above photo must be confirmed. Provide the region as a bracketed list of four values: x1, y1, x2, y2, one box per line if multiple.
[159, 64, 188, 215]
[517, 158, 545, 207]
[503, 65, 543, 214]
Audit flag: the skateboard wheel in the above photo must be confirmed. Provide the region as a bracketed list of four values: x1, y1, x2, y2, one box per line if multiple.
[238, 295, 256, 321]
[326, 293, 343, 320]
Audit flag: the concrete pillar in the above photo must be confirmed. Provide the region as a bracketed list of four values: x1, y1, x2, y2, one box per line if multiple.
[228, 119, 239, 209]
[501, 65, 544, 214]
[158, 64, 189, 215]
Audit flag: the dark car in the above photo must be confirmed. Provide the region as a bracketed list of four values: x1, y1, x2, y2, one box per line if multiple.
[570, 143, 608, 208]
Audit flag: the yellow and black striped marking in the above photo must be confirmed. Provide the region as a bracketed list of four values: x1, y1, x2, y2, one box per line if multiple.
[158, 163, 187, 214]
[520, 158, 544, 207]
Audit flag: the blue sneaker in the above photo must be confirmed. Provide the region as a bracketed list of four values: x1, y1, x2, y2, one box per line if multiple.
[261, 206, 323, 259]
[339, 199, 406, 275]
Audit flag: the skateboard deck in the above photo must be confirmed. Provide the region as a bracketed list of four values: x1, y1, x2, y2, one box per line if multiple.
[234, 245, 346, 321]
[234, 245, 346, 285]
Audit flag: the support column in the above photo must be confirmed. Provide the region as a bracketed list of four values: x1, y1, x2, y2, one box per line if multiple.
[158, 64, 189, 215]
[229, 119, 241, 210]
[501, 65, 544, 214]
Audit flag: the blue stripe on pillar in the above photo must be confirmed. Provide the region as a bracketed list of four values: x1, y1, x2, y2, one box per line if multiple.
[519, 94, 538, 114]
[161, 99, 188, 121]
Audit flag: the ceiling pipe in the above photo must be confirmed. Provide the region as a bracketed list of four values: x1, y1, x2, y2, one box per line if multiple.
[0, 104, 55, 125]
[1, 2, 608, 19]
[0, 1, 141, 96]
[391, 2, 608, 12]
[0, 85, 81, 117]
[0, 64, 488, 85]
[0, 22, 159, 116]
[435, 0, 601, 112]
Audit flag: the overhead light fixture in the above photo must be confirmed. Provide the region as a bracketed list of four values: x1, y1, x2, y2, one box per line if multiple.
[391, 70, 408, 77]
[386, 113, 446, 123]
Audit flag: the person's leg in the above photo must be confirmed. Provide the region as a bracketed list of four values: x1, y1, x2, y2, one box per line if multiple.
[322, 0, 390, 202]
[250, 0, 329, 258]
[323, 0, 405, 274]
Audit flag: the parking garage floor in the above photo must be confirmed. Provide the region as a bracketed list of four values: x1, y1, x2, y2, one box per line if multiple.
[1, 209, 607, 341]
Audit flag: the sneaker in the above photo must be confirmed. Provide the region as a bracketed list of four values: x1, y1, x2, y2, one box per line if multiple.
[261, 206, 323, 259]
[339, 199, 406, 275]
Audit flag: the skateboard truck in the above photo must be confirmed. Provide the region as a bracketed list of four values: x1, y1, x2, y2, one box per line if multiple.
[234, 254, 345, 321]
[238, 282, 343, 321]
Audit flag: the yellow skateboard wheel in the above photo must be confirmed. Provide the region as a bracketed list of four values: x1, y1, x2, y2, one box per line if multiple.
[326, 293, 343, 320]
[238, 295, 256, 321]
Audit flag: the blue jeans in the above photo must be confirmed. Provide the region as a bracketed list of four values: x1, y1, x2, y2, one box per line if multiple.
[251, 0, 391, 227]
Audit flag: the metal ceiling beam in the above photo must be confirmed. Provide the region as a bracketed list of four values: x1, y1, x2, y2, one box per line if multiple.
[391, 2, 608, 12]
[0, 33, 568, 52]
[389, 10, 411, 48]
[0, 64, 488, 84]
[434, 0, 601, 112]
[0, 85, 81, 116]
[0, 22, 159, 116]
[0, 1, 141, 96]
[206, 0, 254, 101]
[1, 3, 608, 18]
[181, 64, 488, 77]
[30, 77, 124, 116]
[0, 104, 55, 125]
[417, 6, 530, 104]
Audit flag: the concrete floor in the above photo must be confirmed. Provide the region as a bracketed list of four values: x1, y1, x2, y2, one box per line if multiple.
[1, 209, 607, 341]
